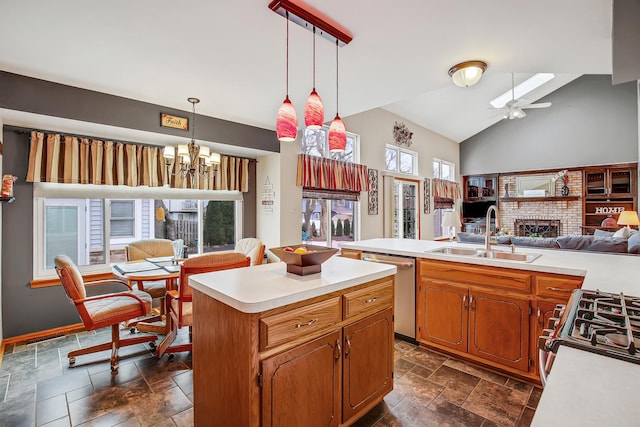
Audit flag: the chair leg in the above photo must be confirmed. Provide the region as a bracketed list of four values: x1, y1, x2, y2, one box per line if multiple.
[67, 324, 156, 374]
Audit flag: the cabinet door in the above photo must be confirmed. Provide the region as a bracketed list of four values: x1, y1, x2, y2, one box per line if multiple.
[609, 168, 634, 197]
[417, 279, 468, 353]
[342, 308, 393, 423]
[584, 168, 607, 196]
[262, 331, 341, 427]
[468, 291, 530, 372]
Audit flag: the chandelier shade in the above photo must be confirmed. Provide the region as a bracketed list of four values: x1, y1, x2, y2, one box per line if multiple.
[276, 96, 298, 141]
[328, 114, 346, 152]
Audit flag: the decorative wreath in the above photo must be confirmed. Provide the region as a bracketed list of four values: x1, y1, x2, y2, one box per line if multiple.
[393, 122, 413, 147]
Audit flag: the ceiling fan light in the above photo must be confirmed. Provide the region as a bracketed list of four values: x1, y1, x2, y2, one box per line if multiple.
[328, 114, 346, 152]
[304, 89, 324, 129]
[448, 60, 487, 87]
[276, 96, 298, 142]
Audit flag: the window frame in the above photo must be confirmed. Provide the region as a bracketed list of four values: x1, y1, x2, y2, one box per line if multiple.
[33, 184, 244, 279]
[385, 144, 418, 176]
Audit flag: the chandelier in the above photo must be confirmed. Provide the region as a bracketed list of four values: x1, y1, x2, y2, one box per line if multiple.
[163, 97, 221, 187]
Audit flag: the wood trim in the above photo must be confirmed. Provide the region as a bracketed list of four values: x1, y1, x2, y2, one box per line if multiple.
[491, 162, 638, 177]
[1, 322, 85, 352]
[500, 196, 580, 202]
[30, 272, 117, 288]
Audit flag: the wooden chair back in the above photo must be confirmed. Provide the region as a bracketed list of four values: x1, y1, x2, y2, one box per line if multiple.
[125, 239, 174, 261]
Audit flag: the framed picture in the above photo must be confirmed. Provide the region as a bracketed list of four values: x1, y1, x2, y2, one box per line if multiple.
[161, 113, 189, 130]
[368, 169, 378, 215]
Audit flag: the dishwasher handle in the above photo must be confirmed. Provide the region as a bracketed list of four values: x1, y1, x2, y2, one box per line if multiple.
[362, 256, 414, 268]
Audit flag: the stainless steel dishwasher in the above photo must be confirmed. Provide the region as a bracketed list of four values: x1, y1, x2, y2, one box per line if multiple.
[362, 252, 416, 341]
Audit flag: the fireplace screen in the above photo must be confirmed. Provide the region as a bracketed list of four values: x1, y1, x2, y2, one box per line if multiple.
[514, 219, 561, 237]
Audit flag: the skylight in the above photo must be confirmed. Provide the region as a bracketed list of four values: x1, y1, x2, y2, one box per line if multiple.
[490, 73, 555, 108]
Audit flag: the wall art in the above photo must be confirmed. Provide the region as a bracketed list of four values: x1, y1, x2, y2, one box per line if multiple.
[423, 178, 431, 214]
[368, 169, 379, 215]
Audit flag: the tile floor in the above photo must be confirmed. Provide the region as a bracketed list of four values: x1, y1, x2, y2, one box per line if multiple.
[0, 329, 540, 426]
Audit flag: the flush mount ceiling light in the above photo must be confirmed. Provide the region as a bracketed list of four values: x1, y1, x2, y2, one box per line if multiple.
[448, 60, 487, 87]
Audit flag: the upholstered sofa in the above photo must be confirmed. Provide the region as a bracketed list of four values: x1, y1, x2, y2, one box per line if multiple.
[456, 231, 640, 255]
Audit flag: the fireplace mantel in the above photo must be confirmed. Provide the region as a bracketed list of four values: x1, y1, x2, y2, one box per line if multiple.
[500, 196, 580, 202]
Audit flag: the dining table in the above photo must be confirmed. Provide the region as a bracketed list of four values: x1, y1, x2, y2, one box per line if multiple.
[112, 256, 181, 335]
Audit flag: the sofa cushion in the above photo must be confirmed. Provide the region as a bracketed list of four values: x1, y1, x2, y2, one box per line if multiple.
[556, 236, 594, 250]
[628, 232, 640, 254]
[593, 229, 615, 238]
[586, 237, 628, 254]
[613, 227, 631, 238]
[510, 236, 560, 249]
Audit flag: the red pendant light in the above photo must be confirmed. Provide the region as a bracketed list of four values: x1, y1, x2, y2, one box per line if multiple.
[329, 39, 346, 152]
[304, 27, 324, 130]
[276, 12, 298, 142]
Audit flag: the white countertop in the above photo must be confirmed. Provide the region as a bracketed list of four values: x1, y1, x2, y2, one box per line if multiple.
[188, 255, 396, 313]
[340, 238, 640, 295]
[340, 238, 640, 426]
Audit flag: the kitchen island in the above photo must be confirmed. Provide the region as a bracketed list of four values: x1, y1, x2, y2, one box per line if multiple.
[188, 256, 396, 427]
[340, 238, 640, 427]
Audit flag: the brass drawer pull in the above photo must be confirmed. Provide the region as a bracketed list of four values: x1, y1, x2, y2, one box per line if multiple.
[365, 297, 378, 304]
[296, 318, 318, 328]
[546, 286, 572, 293]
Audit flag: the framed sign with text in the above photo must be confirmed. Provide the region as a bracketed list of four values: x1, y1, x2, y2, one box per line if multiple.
[161, 113, 189, 130]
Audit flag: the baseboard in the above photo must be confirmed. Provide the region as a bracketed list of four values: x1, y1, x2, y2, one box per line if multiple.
[2, 323, 85, 347]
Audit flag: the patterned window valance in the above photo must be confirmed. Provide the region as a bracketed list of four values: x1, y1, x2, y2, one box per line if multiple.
[25, 131, 249, 192]
[296, 154, 369, 193]
[433, 178, 461, 209]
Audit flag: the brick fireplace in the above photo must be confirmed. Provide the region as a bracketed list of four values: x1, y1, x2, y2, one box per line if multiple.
[498, 172, 583, 236]
[514, 219, 561, 237]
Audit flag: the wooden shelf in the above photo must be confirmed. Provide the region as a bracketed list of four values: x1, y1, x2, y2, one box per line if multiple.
[500, 196, 580, 202]
[0, 197, 15, 203]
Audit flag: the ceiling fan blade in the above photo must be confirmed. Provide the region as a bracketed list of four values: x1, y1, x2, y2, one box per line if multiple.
[521, 102, 552, 109]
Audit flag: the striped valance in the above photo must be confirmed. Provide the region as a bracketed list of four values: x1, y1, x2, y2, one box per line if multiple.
[433, 178, 461, 200]
[296, 154, 369, 193]
[26, 131, 250, 192]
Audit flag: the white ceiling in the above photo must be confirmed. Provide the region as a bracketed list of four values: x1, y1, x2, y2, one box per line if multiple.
[0, 0, 613, 146]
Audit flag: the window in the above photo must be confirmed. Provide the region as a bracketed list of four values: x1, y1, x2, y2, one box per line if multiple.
[35, 190, 243, 278]
[433, 158, 456, 238]
[385, 145, 417, 175]
[301, 127, 360, 248]
[110, 200, 135, 237]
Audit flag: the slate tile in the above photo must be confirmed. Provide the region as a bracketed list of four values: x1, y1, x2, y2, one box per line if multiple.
[463, 379, 529, 427]
[36, 393, 68, 426]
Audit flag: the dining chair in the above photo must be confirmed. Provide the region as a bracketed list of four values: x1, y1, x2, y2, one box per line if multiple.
[54, 255, 156, 374]
[235, 237, 266, 266]
[156, 252, 251, 359]
[125, 238, 177, 331]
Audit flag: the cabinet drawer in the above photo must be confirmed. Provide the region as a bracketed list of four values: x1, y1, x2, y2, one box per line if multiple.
[340, 249, 363, 260]
[259, 297, 341, 351]
[343, 280, 393, 320]
[419, 259, 531, 293]
[535, 274, 583, 300]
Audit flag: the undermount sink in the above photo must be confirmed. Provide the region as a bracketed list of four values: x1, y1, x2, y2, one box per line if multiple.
[430, 247, 541, 263]
[475, 250, 541, 263]
[430, 247, 480, 256]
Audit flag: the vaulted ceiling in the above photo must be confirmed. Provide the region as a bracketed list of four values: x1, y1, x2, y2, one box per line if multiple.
[0, 0, 615, 145]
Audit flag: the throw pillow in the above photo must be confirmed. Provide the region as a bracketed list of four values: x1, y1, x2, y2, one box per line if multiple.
[593, 229, 615, 238]
[613, 227, 630, 239]
[628, 232, 640, 254]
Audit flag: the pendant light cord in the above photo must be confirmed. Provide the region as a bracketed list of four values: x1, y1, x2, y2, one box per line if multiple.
[191, 100, 196, 141]
[312, 27, 316, 90]
[286, 11, 290, 96]
[335, 39, 339, 114]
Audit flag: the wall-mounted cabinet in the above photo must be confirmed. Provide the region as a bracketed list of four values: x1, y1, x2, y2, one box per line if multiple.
[464, 175, 497, 202]
[582, 164, 637, 235]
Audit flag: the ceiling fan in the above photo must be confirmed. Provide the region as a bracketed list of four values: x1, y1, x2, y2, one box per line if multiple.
[494, 73, 552, 120]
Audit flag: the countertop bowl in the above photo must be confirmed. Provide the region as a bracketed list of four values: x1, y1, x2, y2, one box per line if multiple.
[269, 244, 339, 275]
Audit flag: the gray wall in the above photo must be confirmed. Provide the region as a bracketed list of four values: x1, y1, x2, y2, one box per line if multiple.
[460, 75, 638, 175]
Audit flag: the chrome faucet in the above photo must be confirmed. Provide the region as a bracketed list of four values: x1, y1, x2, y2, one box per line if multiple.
[485, 205, 500, 252]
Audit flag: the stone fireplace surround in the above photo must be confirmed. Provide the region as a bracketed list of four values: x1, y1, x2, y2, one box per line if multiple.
[498, 172, 583, 236]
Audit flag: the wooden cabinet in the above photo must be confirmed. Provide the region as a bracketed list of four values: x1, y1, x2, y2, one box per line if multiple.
[340, 248, 363, 260]
[262, 331, 341, 427]
[582, 164, 637, 235]
[418, 276, 528, 372]
[417, 259, 583, 382]
[464, 174, 497, 202]
[193, 276, 394, 427]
